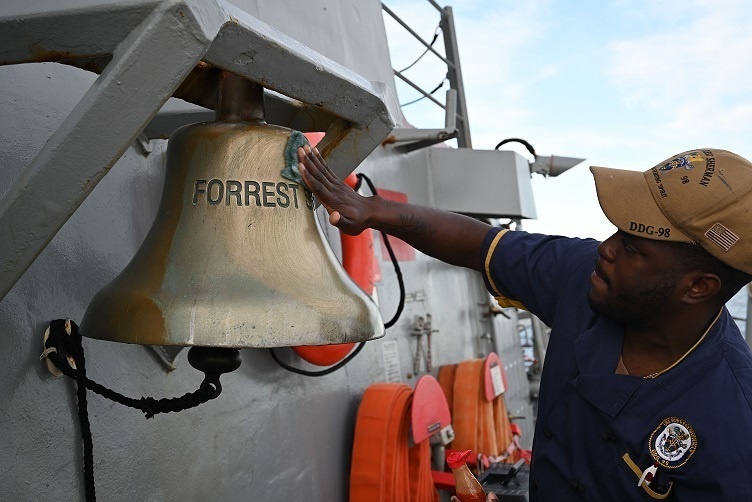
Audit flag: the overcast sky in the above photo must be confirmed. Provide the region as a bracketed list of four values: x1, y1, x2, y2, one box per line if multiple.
[383, 0, 752, 241]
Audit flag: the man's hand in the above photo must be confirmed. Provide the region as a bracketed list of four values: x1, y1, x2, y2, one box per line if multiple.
[450, 492, 499, 502]
[297, 144, 492, 271]
[298, 145, 374, 235]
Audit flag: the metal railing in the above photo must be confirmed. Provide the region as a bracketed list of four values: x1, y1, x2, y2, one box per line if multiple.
[382, 1, 472, 148]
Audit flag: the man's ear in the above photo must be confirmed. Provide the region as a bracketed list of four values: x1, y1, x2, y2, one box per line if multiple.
[681, 272, 722, 305]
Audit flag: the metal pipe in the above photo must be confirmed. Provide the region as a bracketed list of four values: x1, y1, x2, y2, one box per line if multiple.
[444, 88, 457, 129]
[426, 0, 446, 13]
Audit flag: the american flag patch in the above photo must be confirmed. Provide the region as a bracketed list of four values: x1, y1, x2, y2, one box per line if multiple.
[705, 223, 739, 251]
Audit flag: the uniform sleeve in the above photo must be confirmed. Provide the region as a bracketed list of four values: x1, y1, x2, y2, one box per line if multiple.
[480, 229, 600, 326]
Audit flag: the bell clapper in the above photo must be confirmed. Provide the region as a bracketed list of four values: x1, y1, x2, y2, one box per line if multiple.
[187, 347, 243, 399]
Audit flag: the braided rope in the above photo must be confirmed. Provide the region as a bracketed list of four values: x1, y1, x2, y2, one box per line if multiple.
[42, 319, 217, 502]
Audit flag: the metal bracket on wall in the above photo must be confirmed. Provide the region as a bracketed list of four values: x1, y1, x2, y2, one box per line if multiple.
[383, 89, 458, 154]
[410, 313, 437, 375]
[0, 0, 399, 301]
[134, 133, 154, 157]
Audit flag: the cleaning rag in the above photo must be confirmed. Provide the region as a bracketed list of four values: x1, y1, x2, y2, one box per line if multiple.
[281, 130, 312, 190]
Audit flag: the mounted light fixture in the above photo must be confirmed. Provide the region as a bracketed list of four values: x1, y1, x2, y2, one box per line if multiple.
[494, 138, 585, 177]
[529, 155, 586, 177]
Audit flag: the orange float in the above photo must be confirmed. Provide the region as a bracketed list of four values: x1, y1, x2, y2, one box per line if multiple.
[292, 170, 377, 366]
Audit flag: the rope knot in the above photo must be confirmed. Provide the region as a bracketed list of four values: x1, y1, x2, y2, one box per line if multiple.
[41, 318, 80, 377]
[140, 397, 159, 419]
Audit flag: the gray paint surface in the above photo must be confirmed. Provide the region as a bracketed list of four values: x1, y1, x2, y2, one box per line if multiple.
[0, 1, 535, 500]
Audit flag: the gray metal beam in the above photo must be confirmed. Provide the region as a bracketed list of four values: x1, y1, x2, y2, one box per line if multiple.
[202, 2, 397, 178]
[440, 6, 472, 148]
[0, 1, 163, 64]
[0, 0, 224, 301]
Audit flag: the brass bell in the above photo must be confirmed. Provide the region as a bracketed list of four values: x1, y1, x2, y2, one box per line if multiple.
[81, 71, 384, 348]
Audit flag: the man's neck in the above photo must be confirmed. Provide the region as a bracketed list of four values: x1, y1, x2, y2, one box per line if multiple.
[620, 308, 721, 378]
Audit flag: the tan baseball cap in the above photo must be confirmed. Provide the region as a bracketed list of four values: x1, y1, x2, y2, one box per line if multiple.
[591, 148, 752, 274]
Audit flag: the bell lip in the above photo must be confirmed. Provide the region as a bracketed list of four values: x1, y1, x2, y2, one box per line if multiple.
[79, 329, 385, 349]
[80, 292, 385, 349]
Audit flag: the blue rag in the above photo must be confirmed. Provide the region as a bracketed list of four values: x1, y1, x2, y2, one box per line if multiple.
[281, 131, 311, 190]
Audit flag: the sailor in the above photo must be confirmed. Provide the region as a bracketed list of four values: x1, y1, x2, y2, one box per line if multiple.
[298, 146, 752, 500]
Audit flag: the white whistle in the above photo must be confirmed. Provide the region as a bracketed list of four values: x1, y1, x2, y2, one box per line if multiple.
[638, 463, 658, 487]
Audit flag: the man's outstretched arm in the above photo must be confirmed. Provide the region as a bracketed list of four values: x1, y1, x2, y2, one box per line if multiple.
[298, 146, 492, 271]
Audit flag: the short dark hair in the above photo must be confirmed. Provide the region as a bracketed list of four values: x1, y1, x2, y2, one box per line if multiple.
[672, 241, 752, 304]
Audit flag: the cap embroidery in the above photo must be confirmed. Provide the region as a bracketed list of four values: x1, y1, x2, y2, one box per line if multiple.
[649, 417, 697, 469]
[658, 151, 703, 172]
[705, 223, 738, 251]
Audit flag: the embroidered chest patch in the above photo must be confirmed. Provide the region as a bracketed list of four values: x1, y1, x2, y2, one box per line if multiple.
[649, 417, 697, 468]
